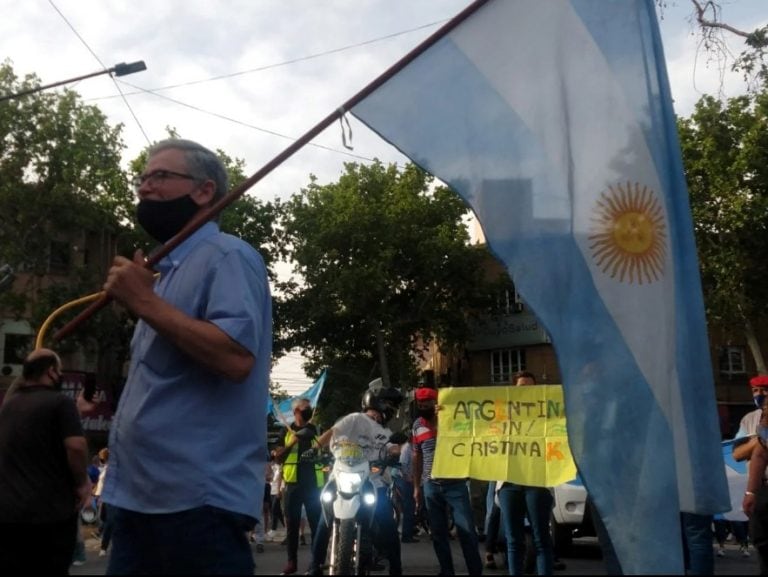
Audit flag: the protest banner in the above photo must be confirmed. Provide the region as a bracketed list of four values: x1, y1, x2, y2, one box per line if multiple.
[431, 385, 576, 486]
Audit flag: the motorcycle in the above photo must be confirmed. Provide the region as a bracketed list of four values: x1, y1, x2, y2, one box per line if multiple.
[304, 433, 400, 575]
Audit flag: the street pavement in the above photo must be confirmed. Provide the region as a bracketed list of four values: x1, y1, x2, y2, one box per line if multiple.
[71, 527, 759, 575]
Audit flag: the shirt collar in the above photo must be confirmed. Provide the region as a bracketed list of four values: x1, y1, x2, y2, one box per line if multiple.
[155, 221, 219, 274]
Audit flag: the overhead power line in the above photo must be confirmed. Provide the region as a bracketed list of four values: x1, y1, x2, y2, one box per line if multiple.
[47, 0, 151, 145]
[117, 79, 376, 162]
[88, 20, 446, 102]
[50, 11, 447, 161]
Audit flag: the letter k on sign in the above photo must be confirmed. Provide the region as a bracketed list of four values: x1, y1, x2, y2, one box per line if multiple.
[546, 442, 565, 461]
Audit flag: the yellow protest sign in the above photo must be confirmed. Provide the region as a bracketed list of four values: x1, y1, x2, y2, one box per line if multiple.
[430, 385, 576, 487]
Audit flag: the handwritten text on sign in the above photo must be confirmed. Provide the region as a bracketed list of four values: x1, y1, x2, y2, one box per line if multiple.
[431, 385, 576, 487]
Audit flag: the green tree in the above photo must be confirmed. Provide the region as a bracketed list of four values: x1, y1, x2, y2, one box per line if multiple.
[276, 161, 494, 419]
[0, 63, 132, 270]
[677, 90, 768, 372]
[0, 62, 134, 384]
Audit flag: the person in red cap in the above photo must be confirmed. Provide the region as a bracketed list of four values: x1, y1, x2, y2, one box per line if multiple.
[411, 386, 483, 576]
[733, 375, 768, 461]
[741, 375, 768, 571]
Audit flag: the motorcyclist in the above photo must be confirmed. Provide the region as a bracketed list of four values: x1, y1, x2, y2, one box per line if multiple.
[307, 385, 406, 576]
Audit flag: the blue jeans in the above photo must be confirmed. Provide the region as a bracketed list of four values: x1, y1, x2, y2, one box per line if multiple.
[497, 483, 553, 576]
[106, 505, 255, 575]
[374, 486, 402, 574]
[100, 503, 115, 551]
[423, 480, 483, 575]
[394, 477, 416, 541]
[484, 481, 502, 554]
[681, 512, 714, 576]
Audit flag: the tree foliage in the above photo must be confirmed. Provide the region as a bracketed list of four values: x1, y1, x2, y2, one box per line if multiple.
[677, 90, 768, 369]
[0, 62, 132, 269]
[276, 161, 494, 419]
[0, 62, 134, 369]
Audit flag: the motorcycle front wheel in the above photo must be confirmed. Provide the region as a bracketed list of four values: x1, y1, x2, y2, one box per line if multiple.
[333, 519, 356, 576]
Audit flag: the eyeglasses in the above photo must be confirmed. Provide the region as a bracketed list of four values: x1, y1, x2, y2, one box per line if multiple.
[132, 169, 198, 190]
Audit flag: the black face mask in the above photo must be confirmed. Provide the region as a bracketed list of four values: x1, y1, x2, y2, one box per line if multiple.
[136, 195, 200, 243]
[299, 408, 314, 422]
[417, 407, 435, 419]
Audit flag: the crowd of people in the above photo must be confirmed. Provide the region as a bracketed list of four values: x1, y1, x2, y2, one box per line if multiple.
[257, 370, 573, 576]
[0, 137, 765, 576]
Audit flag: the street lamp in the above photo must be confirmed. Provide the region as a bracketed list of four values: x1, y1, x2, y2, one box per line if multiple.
[0, 60, 147, 102]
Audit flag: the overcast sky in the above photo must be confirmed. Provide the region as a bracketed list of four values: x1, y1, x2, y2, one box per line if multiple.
[2, 0, 765, 393]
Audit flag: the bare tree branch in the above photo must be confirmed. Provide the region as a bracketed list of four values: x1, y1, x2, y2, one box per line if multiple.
[690, 0, 753, 39]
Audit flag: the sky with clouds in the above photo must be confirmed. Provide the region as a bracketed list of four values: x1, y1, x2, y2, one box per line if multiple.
[2, 0, 765, 393]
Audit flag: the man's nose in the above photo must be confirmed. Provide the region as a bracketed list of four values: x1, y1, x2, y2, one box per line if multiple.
[137, 179, 155, 198]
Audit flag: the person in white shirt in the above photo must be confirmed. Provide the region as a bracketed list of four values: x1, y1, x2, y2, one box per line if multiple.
[268, 459, 285, 539]
[307, 387, 405, 576]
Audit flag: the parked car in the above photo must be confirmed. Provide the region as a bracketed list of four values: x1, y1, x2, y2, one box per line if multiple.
[551, 480, 595, 553]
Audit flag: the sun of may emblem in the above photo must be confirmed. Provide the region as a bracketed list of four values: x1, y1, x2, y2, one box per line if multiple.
[588, 182, 667, 284]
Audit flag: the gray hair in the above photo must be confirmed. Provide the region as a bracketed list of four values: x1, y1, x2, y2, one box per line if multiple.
[149, 139, 228, 204]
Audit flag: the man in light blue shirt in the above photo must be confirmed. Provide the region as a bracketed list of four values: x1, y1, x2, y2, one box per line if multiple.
[101, 139, 271, 575]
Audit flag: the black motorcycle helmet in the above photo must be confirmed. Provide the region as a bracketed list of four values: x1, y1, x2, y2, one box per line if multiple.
[361, 387, 404, 425]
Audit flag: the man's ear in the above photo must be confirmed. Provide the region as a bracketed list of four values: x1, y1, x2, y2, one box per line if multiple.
[191, 180, 216, 207]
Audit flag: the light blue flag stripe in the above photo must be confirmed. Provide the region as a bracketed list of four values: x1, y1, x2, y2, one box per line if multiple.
[351, 0, 729, 573]
[718, 439, 749, 522]
[267, 369, 327, 426]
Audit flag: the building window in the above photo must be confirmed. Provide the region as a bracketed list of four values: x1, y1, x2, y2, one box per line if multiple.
[494, 286, 524, 314]
[490, 348, 526, 383]
[719, 346, 746, 375]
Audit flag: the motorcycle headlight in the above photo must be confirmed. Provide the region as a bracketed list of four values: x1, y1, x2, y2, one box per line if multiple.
[363, 492, 376, 506]
[321, 490, 334, 503]
[337, 471, 364, 494]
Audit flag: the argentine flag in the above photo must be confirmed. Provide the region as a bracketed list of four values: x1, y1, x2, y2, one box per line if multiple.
[351, 0, 729, 572]
[267, 369, 327, 426]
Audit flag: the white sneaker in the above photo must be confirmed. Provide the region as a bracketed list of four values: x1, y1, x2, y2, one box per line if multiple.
[716, 547, 726, 557]
[740, 546, 751, 558]
[99, 549, 107, 558]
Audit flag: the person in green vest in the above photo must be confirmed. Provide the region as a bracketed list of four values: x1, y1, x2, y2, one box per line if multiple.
[272, 398, 324, 575]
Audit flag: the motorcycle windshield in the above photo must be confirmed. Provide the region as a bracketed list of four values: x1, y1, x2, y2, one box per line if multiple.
[331, 439, 368, 467]
[331, 412, 392, 467]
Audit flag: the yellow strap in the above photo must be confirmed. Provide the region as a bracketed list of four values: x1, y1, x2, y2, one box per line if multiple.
[35, 273, 161, 350]
[35, 292, 103, 349]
